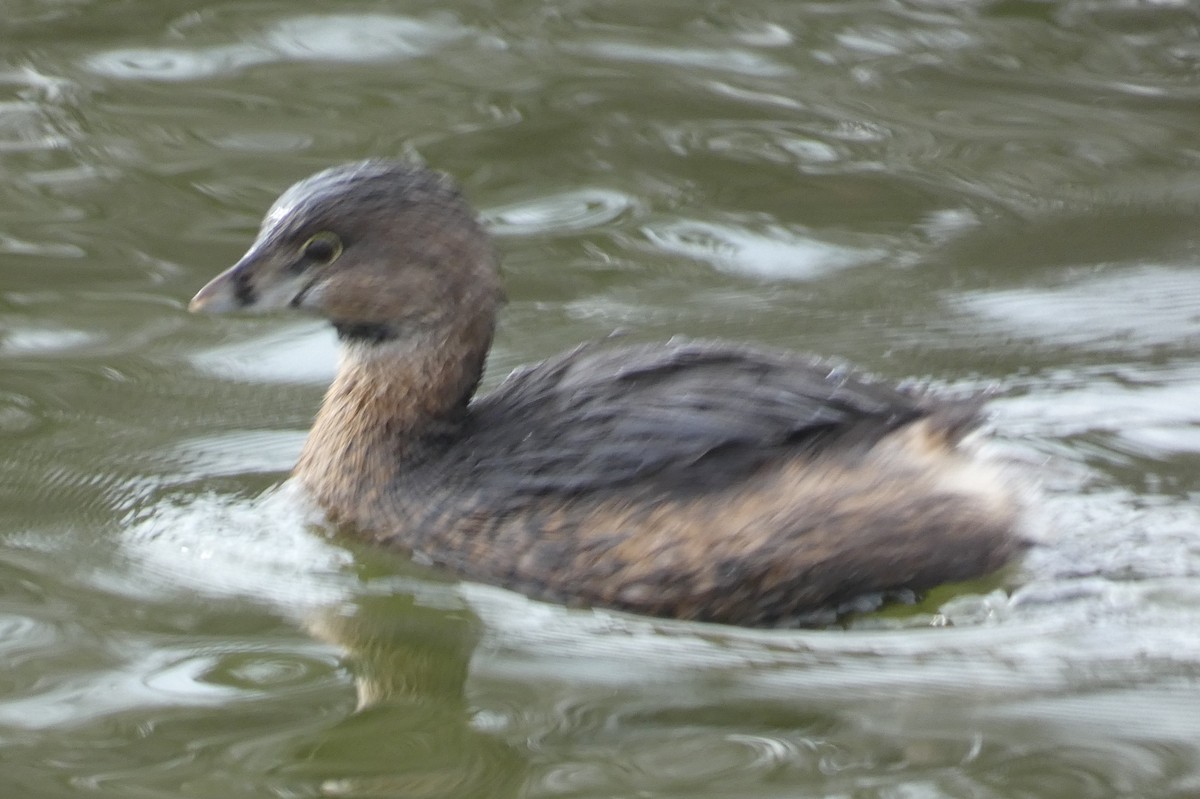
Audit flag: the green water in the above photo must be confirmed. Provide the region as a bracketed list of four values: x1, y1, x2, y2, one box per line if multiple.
[2, 2, 1199, 797]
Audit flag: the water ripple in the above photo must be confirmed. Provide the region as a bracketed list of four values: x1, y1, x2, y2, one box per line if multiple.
[0, 326, 97, 355]
[955, 264, 1200, 353]
[485, 188, 638, 237]
[4, 1, 1200, 797]
[0, 643, 310, 730]
[263, 14, 474, 62]
[569, 40, 792, 78]
[84, 13, 477, 82]
[167, 429, 303, 478]
[189, 322, 336, 384]
[121, 482, 354, 612]
[643, 219, 886, 280]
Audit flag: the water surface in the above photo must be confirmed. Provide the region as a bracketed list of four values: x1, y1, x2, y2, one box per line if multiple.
[2, 2, 1199, 797]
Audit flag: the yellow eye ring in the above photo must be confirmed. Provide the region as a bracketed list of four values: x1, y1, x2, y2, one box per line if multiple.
[302, 231, 343, 265]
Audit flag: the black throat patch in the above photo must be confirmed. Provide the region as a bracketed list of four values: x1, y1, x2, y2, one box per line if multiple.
[233, 268, 257, 307]
[333, 321, 400, 344]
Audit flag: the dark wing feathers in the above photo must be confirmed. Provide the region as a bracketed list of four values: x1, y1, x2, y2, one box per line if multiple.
[458, 338, 969, 497]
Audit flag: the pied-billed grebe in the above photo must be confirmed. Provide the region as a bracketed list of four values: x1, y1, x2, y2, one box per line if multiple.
[190, 160, 1026, 626]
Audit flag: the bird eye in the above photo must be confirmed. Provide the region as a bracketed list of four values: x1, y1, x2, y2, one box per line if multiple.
[301, 231, 342, 264]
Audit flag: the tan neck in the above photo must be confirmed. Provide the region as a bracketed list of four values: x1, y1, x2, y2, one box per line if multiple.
[294, 315, 492, 512]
